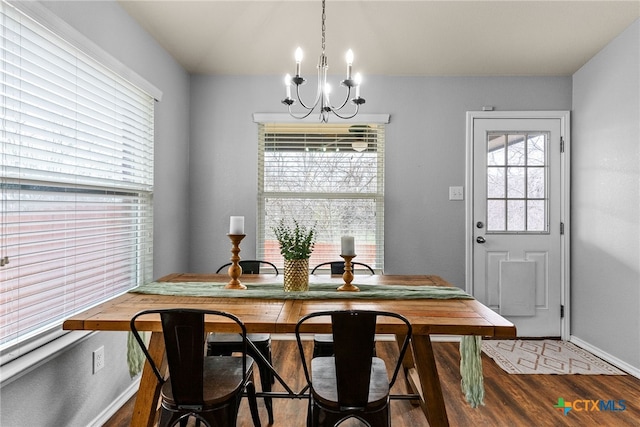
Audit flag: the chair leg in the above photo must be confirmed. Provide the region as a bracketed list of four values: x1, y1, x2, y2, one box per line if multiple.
[243, 342, 274, 424]
[307, 396, 316, 427]
[246, 381, 262, 427]
[259, 374, 274, 424]
[252, 342, 274, 423]
[199, 404, 237, 427]
[159, 409, 185, 427]
[362, 406, 390, 427]
[208, 340, 274, 423]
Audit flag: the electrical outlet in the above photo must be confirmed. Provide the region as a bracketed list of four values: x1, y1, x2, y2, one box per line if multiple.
[449, 186, 464, 201]
[93, 346, 105, 374]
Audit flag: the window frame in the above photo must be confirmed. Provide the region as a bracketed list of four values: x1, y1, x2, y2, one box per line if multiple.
[254, 115, 388, 272]
[0, 0, 159, 373]
[485, 131, 550, 234]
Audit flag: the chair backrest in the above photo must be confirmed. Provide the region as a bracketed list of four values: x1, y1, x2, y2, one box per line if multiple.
[130, 308, 248, 408]
[216, 260, 279, 275]
[295, 310, 412, 409]
[311, 261, 375, 275]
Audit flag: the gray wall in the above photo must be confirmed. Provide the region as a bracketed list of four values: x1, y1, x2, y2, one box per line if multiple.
[572, 20, 640, 369]
[0, 1, 190, 426]
[2, 1, 638, 425]
[188, 75, 572, 288]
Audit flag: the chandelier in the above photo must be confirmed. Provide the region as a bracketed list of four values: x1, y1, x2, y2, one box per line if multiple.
[281, 0, 365, 123]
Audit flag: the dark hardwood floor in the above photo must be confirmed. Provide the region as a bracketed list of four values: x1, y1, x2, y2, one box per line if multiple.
[104, 340, 640, 426]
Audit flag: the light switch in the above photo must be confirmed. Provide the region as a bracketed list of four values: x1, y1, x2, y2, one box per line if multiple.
[449, 186, 464, 201]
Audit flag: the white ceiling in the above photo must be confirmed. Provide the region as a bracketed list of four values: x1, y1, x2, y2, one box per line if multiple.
[117, 0, 640, 76]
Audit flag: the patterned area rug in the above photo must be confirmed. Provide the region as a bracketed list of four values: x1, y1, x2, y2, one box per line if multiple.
[481, 340, 627, 375]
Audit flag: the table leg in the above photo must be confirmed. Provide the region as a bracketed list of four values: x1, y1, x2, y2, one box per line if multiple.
[395, 334, 420, 406]
[409, 335, 450, 427]
[131, 331, 165, 427]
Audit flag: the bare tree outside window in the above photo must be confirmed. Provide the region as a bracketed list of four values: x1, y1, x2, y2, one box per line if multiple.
[258, 124, 384, 269]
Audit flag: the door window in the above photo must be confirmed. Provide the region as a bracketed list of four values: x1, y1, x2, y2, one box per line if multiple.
[486, 132, 548, 233]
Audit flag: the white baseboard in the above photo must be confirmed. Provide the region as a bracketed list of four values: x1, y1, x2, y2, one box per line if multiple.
[87, 378, 140, 427]
[430, 335, 462, 342]
[570, 335, 640, 379]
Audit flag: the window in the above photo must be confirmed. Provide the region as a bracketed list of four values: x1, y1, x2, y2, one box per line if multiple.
[0, 2, 155, 359]
[257, 122, 384, 270]
[486, 132, 548, 233]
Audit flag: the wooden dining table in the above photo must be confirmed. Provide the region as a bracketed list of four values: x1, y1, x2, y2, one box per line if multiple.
[63, 273, 516, 427]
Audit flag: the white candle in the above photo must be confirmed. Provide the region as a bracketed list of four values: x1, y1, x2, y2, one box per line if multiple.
[346, 49, 354, 80]
[229, 216, 244, 234]
[295, 47, 303, 76]
[341, 236, 355, 256]
[284, 74, 292, 99]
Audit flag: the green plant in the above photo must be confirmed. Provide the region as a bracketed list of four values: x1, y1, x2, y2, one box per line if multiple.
[272, 219, 316, 260]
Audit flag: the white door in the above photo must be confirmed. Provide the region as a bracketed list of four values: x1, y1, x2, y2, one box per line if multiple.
[467, 112, 569, 337]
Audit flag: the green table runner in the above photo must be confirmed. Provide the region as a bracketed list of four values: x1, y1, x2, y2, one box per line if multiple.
[130, 281, 474, 300]
[127, 281, 484, 408]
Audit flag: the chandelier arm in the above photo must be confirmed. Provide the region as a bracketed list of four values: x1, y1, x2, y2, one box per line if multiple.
[328, 103, 361, 120]
[293, 83, 321, 112]
[287, 103, 317, 120]
[328, 85, 353, 111]
[292, 65, 324, 111]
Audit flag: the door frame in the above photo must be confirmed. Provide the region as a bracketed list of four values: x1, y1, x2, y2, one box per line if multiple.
[465, 111, 571, 340]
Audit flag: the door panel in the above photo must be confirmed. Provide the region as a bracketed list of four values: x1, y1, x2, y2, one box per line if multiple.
[471, 116, 563, 337]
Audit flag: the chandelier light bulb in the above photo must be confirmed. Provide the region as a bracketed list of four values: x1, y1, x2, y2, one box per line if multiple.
[346, 49, 354, 79]
[346, 49, 354, 65]
[355, 73, 362, 97]
[284, 74, 292, 98]
[295, 47, 303, 76]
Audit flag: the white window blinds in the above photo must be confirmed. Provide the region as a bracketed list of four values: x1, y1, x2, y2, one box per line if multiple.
[0, 2, 154, 354]
[258, 123, 384, 271]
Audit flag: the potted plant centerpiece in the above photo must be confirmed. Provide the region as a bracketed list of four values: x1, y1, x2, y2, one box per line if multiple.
[272, 219, 316, 291]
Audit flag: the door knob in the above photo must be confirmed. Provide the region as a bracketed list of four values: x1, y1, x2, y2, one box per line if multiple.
[476, 236, 486, 244]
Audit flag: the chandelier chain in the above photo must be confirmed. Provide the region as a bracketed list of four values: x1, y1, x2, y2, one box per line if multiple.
[321, 0, 326, 54]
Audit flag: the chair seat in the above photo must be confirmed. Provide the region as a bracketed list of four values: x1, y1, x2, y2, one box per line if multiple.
[162, 356, 254, 408]
[207, 332, 275, 424]
[208, 333, 271, 344]
[310, 357, 389, 410]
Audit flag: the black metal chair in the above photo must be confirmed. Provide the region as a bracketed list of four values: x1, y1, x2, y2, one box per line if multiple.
[129, 308, 261, 427]
[215, 260, 279, 275]
[209, 260, 276, 424]
[295, 310, 412, 427]
[310, 261, 375, 275]
[311, 261, 376, 357]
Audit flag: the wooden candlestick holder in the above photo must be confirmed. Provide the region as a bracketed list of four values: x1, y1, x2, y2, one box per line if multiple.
[337, 254, 359, 292]
[226, 234, 246, 290]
